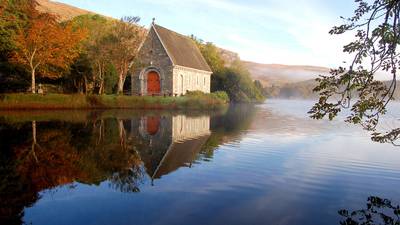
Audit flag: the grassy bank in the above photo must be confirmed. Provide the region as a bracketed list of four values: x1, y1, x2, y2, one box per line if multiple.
[0, 92, 229, 110]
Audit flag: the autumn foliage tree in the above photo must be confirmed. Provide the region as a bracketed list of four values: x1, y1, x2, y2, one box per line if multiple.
[108, 17, 145, 94]
[70, 14, 113, 94]
[0, 1, 4, 16]
[69, 15, 144, 95]
[11, 4, 86, 93]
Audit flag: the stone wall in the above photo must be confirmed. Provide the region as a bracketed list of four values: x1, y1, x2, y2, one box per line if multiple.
[172, 66, 212, 95]
[132, 27, 173, 95]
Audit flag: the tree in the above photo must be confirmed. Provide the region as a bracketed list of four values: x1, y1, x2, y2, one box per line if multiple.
[191, 37, 225, 73]
[0, 0, 34, 93]
[66, 53, 93, 94]
[71, 14, 112, 94]
[0, 0, 5, 18]
[212, 61, 265, 103]
[108, 17, 145, 94]
[104, 62, 118, 94]
[309, 0, 400, 144]
[11, 5, 86, 93]
[254, 80, 265, 96]
[0, 0, 32, 53]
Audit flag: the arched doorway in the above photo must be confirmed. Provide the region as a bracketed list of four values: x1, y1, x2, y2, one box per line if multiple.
[147, 71, 161, 95]
[146, 116, 160, 135]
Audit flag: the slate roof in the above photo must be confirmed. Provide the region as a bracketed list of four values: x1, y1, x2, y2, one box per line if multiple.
[153, 24, 212, 73]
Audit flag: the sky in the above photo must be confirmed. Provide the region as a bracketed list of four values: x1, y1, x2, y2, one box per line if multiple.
[57, 0, 358, 67]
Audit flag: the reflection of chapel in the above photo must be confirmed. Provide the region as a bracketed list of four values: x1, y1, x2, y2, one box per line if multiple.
[130, 115, 211, 180]
[132, 21, 212, 96]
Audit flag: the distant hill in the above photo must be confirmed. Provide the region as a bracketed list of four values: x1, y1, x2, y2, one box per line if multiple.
[265, 79, 318, 99]
[217, 48, 240, 67]
[266, 79, 400, 100]
[36, 0, 95, 21]
[242, 61, 330, 87]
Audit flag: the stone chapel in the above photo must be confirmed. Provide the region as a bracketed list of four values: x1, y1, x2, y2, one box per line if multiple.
[132, 22, 212, 96]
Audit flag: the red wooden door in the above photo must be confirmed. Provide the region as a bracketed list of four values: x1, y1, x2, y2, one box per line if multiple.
[147, 71, 160, 95]
[147, 116, 160, 135]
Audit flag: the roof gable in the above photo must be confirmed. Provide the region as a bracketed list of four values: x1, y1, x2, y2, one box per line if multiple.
[153, 24, 212, 73]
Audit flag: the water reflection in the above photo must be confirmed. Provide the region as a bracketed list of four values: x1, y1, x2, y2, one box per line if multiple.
[339, 196, 400, 225]
[3, 101, 399, 225]
[0, 106, 255, 225]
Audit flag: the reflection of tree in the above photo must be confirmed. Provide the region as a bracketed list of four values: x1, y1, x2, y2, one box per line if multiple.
[0, 119, 144, 224]
[15, 123, 83, 191]
[0, 123, 38, 225]
[109, 166, 145, 193]
[80, 119, 144, 187]
[200, 104, 256, 159]
[86, 119, 145, 192]
[339, 196, 400, 225]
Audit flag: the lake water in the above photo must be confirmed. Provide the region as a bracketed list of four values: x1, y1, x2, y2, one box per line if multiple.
[1, 100, 400, 225]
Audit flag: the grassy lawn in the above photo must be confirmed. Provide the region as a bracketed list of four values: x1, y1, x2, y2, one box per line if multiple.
[0, 92, 229, 110]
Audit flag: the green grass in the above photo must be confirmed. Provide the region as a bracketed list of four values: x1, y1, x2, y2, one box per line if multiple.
[0, 92, 229, 110]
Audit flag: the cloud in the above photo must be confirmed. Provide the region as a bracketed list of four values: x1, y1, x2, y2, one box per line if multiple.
[194, 1, 347, 66]
[152, 0, 355, 66]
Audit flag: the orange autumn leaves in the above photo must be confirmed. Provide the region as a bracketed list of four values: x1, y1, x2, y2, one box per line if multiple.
[10, 3, 87, 92]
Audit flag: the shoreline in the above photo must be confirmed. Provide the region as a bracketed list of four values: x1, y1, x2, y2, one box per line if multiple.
[0, 93, 229, 110]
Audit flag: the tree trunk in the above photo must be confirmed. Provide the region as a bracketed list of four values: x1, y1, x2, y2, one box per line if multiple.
[31, 121, 39, 163]
[99, 79, 104, 95]
[118, 119, 126, 149]
[32, 120, 37, 144]
[98, 63, 104, 95]
[117, 72, 125, 95]
[84, 76, 88, 95]
[31, 69, 36, 94]
[96, 119, 104, 145]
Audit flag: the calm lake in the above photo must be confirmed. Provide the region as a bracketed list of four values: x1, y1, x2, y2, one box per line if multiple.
[1, 100, 400, 225]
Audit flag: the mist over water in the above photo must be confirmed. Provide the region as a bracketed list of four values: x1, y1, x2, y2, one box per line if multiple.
[1, 100, 400, 225]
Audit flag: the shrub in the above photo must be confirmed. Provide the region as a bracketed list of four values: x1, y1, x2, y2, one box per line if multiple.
[211, 91, 229, 102]
[186, 90, 206, 96]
